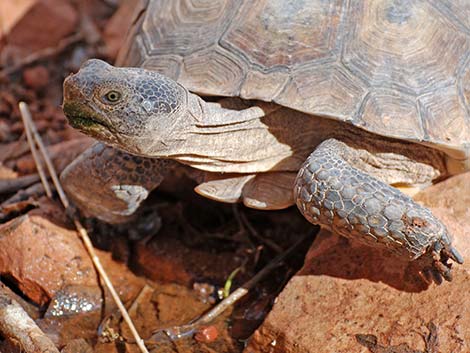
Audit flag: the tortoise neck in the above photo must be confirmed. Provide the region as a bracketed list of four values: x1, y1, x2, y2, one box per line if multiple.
[149, 94, 303, 173]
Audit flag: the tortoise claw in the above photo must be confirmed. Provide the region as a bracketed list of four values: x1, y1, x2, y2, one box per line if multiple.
[421, 268, 434, 284]
[431, 249, 453, 282]
[430, 267, 444, 285]
[445, 246, 464, 264]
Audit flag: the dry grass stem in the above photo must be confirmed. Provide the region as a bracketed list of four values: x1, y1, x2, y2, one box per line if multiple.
[18, 104, 52, 197]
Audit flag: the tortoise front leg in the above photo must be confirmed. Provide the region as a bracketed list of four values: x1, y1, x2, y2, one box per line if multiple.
[60, 143, 174, 224]
[294, 138, 463, 282]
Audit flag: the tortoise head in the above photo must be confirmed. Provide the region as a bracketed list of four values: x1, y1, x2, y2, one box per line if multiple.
[63, 59, 187, 155]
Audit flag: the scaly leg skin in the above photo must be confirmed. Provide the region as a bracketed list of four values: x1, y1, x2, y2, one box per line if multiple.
[294, 139, 463, 283]
[60, 142, 174, 224]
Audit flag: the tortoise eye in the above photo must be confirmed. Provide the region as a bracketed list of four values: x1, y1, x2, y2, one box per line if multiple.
[103, 90, 121, 103]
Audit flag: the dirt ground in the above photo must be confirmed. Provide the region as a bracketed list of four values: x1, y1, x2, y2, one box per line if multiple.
[0, 1, 316, 352]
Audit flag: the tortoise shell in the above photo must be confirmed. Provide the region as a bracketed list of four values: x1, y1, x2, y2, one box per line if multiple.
[117, 0, 470, 160]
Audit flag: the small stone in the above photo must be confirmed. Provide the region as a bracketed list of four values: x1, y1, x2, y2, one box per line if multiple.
[195, 325, 219, 343]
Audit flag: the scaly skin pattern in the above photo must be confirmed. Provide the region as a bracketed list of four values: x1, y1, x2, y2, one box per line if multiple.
[61, 142, 174, 224]
[295, 139, 463, 282]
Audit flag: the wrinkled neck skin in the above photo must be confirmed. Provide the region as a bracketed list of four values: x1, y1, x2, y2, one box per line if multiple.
[143, 92, 321, 174]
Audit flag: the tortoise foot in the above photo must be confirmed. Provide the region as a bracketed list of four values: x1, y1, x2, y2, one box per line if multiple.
[294, 138, 463, 282]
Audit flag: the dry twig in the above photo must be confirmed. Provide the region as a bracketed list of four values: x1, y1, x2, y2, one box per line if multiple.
[19, 104, 52, 197]
[19, 102, 150, 353]
[0, 284, 60, 353]
[0, 174, 40, 194]
[0, 182, 45, 221]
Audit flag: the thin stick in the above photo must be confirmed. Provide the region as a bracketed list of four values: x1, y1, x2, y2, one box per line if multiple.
[73, 220, 150, 353]
[19, 102, 150, 353]
[0, 174, 40, 194]
[19, 103, 68, 208]
[18, 104, 52, 197]
[0, 285, 60, 353]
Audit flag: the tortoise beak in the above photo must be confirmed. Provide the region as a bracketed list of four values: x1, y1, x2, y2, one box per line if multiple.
[62, 74, 109, 132]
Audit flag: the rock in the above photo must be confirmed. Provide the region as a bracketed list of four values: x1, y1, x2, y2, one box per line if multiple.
[103, 0, 141, 61]
[0, 119, 10, 141]
[414, 172, 470, 220]
[245, 172, 470, 353]
[94, 343, 120, 353]
[0, 140, 30, 164]
[0, 0, 78, 63]
[0, 0, 35, 37]
[0, 200, 145, 306]
[0, 200, 149, 348]
[23, 65, 50, 89]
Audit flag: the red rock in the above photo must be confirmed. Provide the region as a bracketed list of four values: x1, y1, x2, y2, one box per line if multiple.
[39, 310, 103, 349]
[1, 0, 78, 62]
[0, 0, 35, 37]
[23, 65, 50, 89]
[195, 325, 219, 343]
[414, 172, 470, 220]
[103, 0, 141, 61]
[0, 200, 145, 306]
[245, 172, 470, 353]
[117, 285, 158, 343]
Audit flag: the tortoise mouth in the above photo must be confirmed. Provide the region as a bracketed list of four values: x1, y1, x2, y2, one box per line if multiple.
[63, 101, 110, 134]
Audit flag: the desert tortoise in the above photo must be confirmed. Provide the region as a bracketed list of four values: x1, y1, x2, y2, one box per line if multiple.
[61, 0, 470, 281]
